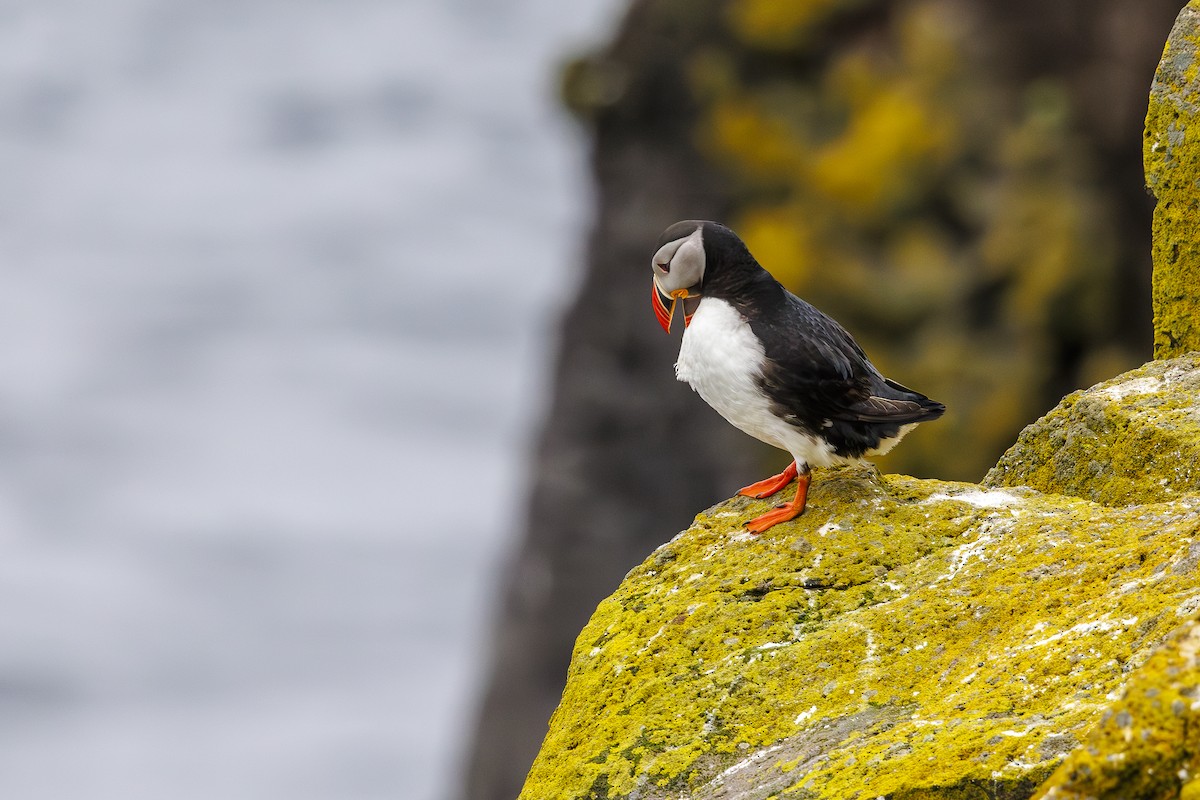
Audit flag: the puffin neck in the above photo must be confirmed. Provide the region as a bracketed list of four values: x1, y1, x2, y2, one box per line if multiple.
[705, 262, 785, 317]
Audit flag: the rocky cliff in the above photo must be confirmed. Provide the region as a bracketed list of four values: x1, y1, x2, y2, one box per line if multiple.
[1146, 1, 1200, 360]
[460, 3, 1186, 796]
[522, 460, 1200, 798]
[516, 3, 1200, 797]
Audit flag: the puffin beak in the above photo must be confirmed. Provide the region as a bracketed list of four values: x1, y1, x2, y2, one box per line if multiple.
[652, 282, 696, 334]
[652, 281, 675, 333]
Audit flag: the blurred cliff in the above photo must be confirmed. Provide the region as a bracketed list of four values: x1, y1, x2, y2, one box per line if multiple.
[456, 1, 1184, 798]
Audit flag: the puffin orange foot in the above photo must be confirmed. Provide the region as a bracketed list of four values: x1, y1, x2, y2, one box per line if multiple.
[746, 471, 811, 534]
[737, 461, 798, 499]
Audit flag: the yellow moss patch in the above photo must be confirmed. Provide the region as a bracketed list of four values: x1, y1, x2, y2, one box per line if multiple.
[985, 356, 1200, 507]
[736, 207, 821, 289]
[519, 467, 1200, 798]
[1145, 0, 1200, 359]
[706, 96, 809, 182]
[809, 82, 959, 218]
[725, 0, 866, 52]
[1033, 617, 1200, 798]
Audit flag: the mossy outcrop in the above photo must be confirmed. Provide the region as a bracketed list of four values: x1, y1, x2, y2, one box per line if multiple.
[519, 468, 1200, 799]
[1034, 616, 1200, 799]
[515, 4, 1200, 799]
[984, 355, 1200, 506]
[464, 3, 1185, 794]
[1146, 0, 1200, 359]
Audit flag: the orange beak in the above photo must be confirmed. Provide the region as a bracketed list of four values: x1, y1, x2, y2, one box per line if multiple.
[652, 282, 695, 333]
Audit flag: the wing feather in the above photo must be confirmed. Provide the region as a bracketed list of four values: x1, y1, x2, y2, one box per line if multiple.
[750, 293, 944, 430]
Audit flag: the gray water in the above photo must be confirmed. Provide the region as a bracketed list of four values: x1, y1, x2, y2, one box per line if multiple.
[0, 1, 617, 797]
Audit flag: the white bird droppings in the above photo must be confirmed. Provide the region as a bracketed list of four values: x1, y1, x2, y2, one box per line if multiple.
[1101, 376, 1163, 400]
[925, 489, 1024, 509]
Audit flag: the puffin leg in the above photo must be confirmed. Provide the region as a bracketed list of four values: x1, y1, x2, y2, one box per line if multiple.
[745, 469, 812, 534]
[737, 461, 798, 499]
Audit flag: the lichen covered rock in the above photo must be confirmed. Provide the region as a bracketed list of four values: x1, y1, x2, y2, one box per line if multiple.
[518, 468, 1200, 799]
[512, 4, 1200, 798]
[1034, 616, 1200, 799]
[1145, 0, 1200, 359]
[984, 355, 1200, 507]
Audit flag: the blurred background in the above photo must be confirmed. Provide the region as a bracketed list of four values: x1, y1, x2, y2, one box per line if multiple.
[0, 1, 1186, 800]
[0, 1, 616, 799]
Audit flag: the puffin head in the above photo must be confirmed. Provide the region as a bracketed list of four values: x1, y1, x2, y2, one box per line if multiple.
[651, 220, 708, 333]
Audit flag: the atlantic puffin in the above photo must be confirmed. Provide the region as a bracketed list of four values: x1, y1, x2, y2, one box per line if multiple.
[651, 220, 945, 533]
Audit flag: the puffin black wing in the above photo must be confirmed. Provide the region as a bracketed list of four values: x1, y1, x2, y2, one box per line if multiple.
[749, 292, 944, 456]
[843, 377, 946, 422]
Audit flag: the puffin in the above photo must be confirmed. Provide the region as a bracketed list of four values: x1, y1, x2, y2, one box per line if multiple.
[651, 220, 945, 533]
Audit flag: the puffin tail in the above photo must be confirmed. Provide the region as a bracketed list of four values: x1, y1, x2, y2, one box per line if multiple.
[879, 378, 946, 422]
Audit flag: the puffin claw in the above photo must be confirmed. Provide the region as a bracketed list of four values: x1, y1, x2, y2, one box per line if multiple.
[745, 470, 812, 534]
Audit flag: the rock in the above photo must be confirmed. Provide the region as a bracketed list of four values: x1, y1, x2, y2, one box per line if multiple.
[1034, 616, 1200, 799]
[469, 3, 1191, 798]
[1145, 0, 1200, 359]
[988, 0, 1200, 507]
[518, 468, 1200, 798]
[984, 355, 1200, 506]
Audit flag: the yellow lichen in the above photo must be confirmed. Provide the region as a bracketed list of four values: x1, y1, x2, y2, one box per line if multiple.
[725, 0, 865, 51]
[518, 465, 1200, 799]
[986, 355, 1200, 506]
[1145, 0, 1200, 358]
[809, 69, 960, 220]
[1033, 618, 1200, 798]
[525, 3, 1200, 797]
